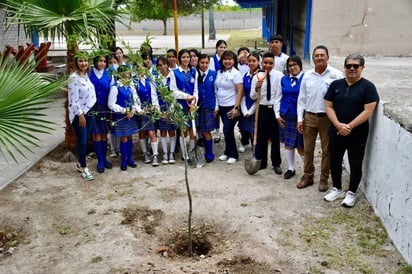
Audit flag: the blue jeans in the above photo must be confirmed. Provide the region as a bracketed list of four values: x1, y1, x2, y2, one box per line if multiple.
[219, 106, 239, 159]
[72, 114, 95, 167]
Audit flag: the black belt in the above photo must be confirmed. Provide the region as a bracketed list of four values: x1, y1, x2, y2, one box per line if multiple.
[260, 104, 273, 108]
[306, 111, 327, 117]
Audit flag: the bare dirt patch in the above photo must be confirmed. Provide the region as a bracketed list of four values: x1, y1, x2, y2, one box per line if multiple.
[0, 140, 409, 273]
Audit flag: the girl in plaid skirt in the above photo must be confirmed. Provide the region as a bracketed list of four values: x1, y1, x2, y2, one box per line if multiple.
[275, 55, 305, 179]
[239, 52, 261, 152]
[108, 65, 142, 171]
[90, 54, 113, 173]
[170, 49, 198, 162]
[195, 54, 217, 162]
[156, 56, 197, 164]
[135, 52, 160, 167]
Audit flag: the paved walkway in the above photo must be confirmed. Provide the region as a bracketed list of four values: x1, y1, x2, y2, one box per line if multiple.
[0, 98, 65, 190]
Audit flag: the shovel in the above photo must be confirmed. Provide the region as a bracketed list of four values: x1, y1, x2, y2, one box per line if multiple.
[189, 119, 206, 168]
[244, 70, 267, 175]
[187, 98, 206, 168]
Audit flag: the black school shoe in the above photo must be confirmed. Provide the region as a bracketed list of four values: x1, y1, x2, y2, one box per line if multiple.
[284, 169, 296, 179]
[273, 166, 283, 175]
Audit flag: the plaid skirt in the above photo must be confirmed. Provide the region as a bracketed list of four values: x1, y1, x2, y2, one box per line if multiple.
[111, 113, 138, 137]
[137, 114, 157, 131]
[158, 117, 176, 131]
[279, 113, 304, 149]
[92, 103, 110, 134]
[197, 108, 215, 132]
[239, 114, 255, 135]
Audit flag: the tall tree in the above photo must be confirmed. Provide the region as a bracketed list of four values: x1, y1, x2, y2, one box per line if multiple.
[3, 0, 122, 150]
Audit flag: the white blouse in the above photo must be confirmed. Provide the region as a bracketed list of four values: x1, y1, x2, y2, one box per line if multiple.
[214, 67, 243, 107]
[68, 72, 96, 124]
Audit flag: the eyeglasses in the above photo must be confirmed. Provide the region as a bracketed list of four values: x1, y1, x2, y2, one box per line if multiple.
[345, 64, 361, 69]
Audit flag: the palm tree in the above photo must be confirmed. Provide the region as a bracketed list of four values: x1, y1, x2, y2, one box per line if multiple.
[3, 0, 122, 150]
[0, 49, 67, 163]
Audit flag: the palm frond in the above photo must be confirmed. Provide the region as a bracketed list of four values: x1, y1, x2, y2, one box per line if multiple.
[0, 49, 68, 163]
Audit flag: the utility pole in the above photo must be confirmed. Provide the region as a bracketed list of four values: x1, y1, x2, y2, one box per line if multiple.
[173, 0, 179, 52]
[208, 5, 216, 40]
[201, 0, 205, 48]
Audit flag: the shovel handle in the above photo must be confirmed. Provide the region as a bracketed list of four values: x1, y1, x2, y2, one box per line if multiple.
[253, 70, 266, 146]
[187, 97, 198, 138]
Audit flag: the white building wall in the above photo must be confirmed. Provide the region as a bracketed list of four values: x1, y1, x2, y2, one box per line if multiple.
[362, 102, 412, 265]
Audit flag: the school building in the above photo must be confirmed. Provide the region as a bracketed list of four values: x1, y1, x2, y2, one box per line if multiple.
[235, 0, 412, 58]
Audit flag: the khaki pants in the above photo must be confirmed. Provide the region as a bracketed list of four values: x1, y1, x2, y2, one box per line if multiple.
[303, 112, 331, 180]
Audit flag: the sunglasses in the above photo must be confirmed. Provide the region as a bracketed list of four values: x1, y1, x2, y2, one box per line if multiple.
[345, 64, 361, 69]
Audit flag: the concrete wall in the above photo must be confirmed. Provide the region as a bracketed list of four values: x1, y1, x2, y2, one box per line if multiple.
[362, 103, 412, 265]
[120, 11, 261, 33]
[311, 0, 412, 56]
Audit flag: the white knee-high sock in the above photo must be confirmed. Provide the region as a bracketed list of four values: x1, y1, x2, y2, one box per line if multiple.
[139, 138, 147, 153]
[151, 141, 159, 156]
[160, 137, 168, 154]
[284, 149, 295, 171]
[300, 155, 305, 163]
[170, 136, 176, 153]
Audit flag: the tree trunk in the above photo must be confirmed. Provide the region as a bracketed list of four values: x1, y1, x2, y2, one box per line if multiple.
[64, 44, 79, 151]
[163, 19, 167, 36]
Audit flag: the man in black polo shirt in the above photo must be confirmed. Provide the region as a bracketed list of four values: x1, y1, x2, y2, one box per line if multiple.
[323, 54, 379, 208]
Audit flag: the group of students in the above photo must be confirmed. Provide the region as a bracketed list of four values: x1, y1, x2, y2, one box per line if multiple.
[67, 33, 380, 208]
[67, 35, 306, 187]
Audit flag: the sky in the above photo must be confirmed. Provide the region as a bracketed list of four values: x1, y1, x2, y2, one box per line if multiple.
[220, 0, 238, 6]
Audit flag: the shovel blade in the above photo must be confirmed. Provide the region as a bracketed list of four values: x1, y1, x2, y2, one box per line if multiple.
[189, 148, 206, 168]
[244, 156, 261, 175]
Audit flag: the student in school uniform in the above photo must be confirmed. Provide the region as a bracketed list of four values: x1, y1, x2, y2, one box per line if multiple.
[275, 55, 305, 180]
[237, 47, 250, 75]
[155, 56, 197, 164]
[195, 54, 217, 162]
[170, 49, 198, 162]
[209, 40, 227, 143]
[250, 52, 283, 175]
[135, 51, 160, 166]
[107, 53, 122, 158]
[238, 51, 261, 153]
[89, 54, 113, 174]
[166, 49, 178, 70]
[108, 65, 142, 171]
[189, 48, 200, 68]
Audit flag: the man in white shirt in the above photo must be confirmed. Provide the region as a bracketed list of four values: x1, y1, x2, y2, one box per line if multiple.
[269, 34, 289, 74]
[296, 45, 344, 192]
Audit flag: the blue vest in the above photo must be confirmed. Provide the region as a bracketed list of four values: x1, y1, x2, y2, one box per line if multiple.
[243, 73, 256, 109]
[156, 76, 170, 111]
[114, 82, 134, 109]
[280, 74, 304, 117]
[198, 70, 217, 110]
[213, 55, 220, 71]
[173, 67, 196, 106]
[89, 69, 111, 105]
[136, 77, 152, 104]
